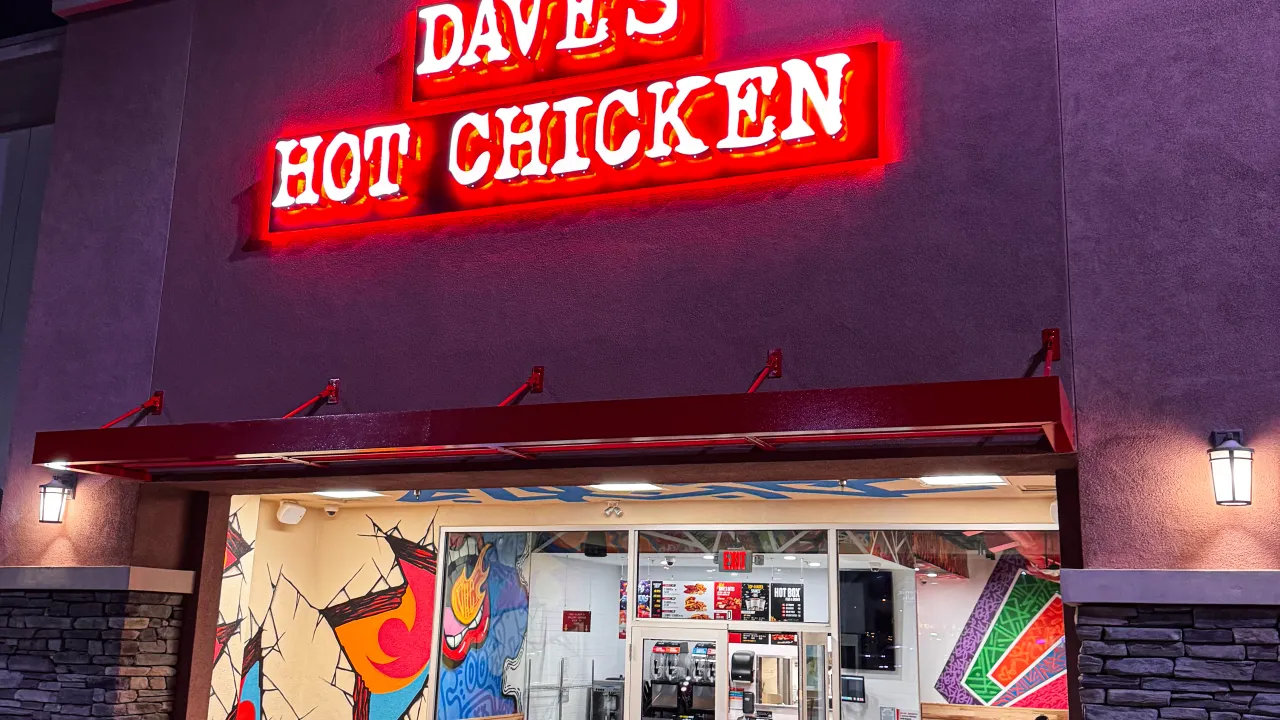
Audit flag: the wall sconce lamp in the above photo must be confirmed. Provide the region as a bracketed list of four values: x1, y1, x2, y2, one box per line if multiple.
[38, 473, 78, 523]
[1209, 430, 1253, 507]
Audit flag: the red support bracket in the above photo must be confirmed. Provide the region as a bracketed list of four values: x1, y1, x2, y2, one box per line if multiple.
[1041, 328, 1062, 377]
[1022, 329, 1063, 378]
[747, 349, 783, 393]
[499, 366, 545, 407]
[101, 391, 164, 429]
[283, 379, 340, 419]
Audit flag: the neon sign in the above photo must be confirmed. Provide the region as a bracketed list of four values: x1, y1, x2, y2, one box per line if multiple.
[269, 43, 881, 234]
[412, 0, 706, 104]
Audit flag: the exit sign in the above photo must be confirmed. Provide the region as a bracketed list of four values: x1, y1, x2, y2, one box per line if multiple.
[718, 549, 753, 573]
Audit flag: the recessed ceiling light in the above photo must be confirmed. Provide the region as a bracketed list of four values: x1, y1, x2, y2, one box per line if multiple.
[312, 490, 384, 499]
[703, 555, 714, 560]
[784, 555, 797, 561]
[917, 475, 1007, 487]
[589, 483, 662, 492]
[808, 561, 821, 567]
[927, 572, 939, 578]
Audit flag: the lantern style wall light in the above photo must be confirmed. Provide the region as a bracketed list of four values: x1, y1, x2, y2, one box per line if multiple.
[1209, 430, 1253, 507]
[38, 473, 78, 523]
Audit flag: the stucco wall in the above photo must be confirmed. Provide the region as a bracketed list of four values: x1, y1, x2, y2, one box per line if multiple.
[1058, 0, 1280, 568]
[2, 0, 1276, 575]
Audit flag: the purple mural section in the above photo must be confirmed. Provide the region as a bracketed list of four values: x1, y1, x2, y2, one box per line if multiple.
[933, 555, 1023, 704]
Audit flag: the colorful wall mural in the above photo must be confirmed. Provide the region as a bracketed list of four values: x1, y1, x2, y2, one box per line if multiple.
[210, 499, 259, 720]
[436, 533, 531, 720]
[320, 529, 438, 720]
[934, 554, 1067, 708]
[397, 479, 1000, 504]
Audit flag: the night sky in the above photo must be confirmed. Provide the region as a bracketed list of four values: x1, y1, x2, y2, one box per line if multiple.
[0, 0, 64, 41]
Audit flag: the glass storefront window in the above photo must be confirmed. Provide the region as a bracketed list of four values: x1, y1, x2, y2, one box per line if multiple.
[835, 530, 1064, 719]
[635, 530, 829, 623]
[436, 530, 629, 720]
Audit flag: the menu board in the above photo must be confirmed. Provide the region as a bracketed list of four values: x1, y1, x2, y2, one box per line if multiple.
[652, 581, 714, 619]
[770, 583, 804, 622]
[714, 582, 742, 620]
[741, 583, 770, 622]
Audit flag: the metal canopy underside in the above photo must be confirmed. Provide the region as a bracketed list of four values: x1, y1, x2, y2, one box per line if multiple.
[31, 377, 1075, 492]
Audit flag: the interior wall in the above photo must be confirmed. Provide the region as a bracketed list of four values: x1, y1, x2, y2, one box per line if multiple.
[204, 495, 1057, 720]
[915, 555, 997, 704]
[525, 554, 626, 720]
[840, 565, 919, 720]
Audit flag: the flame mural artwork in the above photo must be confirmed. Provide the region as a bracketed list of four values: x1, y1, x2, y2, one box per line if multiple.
[436, 533, 531, 720]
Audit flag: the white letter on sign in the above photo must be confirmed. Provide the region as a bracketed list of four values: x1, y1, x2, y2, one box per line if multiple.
[449, 112, 492, 187]
[557, 0, 609, 50]
[780, 53, 850, 141]
[321, 132, 362, 203]
[646, 75, 710, 159]
[461, 0, 512, 67]
[495, 102, 551, 180]
[596, 89, 641, 167]
[627, 0, 677, 37]
[550, 96, 593, 175]
[363, 123, 411, 198]
[417, 4, 465, 75]
[499, 0, 544, 56]
[715, 66, 779, 151]
[272, 136, 323, 208]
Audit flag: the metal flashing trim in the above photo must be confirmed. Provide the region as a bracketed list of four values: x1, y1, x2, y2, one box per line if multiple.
[1061, 568, 1280, 606]
[0, 565, 195, 594]
[51, 0, 133, 18]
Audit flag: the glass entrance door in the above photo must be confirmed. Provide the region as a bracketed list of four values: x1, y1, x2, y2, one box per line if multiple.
[799, 632, 832, 720]
[630, 626, 727, 720]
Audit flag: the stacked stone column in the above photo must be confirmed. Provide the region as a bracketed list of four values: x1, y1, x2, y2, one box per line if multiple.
[1080, 605, 1280, 720]
[0, 591, 183, 720]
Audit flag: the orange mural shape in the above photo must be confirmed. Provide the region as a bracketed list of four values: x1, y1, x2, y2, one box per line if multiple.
[990, 596, 1064, 687]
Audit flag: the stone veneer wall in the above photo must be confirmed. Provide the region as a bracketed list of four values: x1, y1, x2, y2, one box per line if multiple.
[1079, 605, 1280, 720]
[0, 591, 183, 720]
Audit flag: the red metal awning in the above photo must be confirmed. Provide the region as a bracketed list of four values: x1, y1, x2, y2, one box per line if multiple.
[31, 377, 1074, 491]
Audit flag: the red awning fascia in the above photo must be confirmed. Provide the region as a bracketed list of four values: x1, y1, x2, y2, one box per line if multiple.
[32, 376, 1074, 483]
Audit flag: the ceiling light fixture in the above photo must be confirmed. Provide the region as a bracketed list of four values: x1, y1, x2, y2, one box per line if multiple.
[918, 475, 1008, 487]
[808, 561, 821, 567]
[783, 555, 797, 561]
[312, 490, 384, 499]
[589, 483, 662, 492]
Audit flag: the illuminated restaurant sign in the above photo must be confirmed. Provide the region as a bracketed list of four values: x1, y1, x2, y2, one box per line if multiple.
[267, 1, 884, 235]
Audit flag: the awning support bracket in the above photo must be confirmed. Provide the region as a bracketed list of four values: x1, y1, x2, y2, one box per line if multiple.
[747, 349, 783, 393]
[283, 379, 340, 419]
[101, 391, 164, 429]
[1023, 329, 1062, 378]
[499, 366, 545, 407]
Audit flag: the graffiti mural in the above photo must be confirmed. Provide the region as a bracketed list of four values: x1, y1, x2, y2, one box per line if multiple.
[220, 571, 306, 720]
[319, 527, 439, 720]
[398, 479, 995, 504]
[211, 500, 260, 720]
[934, 554, 1067, 708]
[436, 533, 531, 720]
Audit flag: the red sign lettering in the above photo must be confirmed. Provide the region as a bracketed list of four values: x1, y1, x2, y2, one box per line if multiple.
[413, 0, 706, 105]
[268, 43, 882, 235]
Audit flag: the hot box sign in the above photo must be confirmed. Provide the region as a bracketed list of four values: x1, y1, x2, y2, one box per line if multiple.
[267, 0, 885, 235]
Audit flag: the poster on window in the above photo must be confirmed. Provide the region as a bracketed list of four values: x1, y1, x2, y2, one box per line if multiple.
[651, 580, 665, 618]
[637, 580, 652, 619]
[619, 580, 628, 638]
[675, 581, 713, 619]
[714, 582, 742, 620]
[741, 583, 770, 621]
[770, 583, 804, 622]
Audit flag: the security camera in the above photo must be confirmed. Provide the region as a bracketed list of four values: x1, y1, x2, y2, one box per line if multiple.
[664, 556, 676, 567]
[324, 505, 339, 517]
